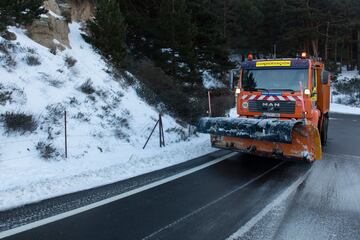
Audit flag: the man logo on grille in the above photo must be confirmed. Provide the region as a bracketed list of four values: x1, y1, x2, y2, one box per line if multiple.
[262, 102, 280, 111]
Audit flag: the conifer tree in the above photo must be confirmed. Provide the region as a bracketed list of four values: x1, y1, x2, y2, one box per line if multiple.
[88, 0, 127, 65]
[0, 0, 47, 32]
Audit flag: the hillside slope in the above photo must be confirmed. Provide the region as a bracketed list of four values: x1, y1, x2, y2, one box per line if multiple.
[0, 23, 213, 210]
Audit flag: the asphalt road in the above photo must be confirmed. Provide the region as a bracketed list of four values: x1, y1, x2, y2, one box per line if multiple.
[1, 113, 360, 240]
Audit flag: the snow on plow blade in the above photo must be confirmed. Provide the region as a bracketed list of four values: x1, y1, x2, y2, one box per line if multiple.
[197, 117, 322, 161]
[197, 117, 300, 143]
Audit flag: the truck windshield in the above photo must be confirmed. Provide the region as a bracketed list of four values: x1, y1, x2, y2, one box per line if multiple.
[241, 69, 308, 91]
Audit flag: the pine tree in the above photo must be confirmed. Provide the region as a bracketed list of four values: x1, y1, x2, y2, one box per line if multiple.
[0, 0, 47, 32]
[188, 0, 234, 78]
[155, 0, 198, 83]
[87, 0, 127, 65]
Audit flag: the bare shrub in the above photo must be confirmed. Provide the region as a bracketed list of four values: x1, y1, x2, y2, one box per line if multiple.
[47, 79, 63, 88]
[80, 79, 95, 94]
[73, 112, 90, 122]
[1, 54, 17, 69]
[0, 40, 17, 70]
[44, 103, 65, 125]
[36, 141, 58, 159]
[25, 55, 41, 66]
[0, 40, 14, 54]
[49, 47, 57, 55]
[0, 90, 12, 105]
[114, 129, 130, 142]
[27, 47, 37, 54]
[39, 73, 63, 88]
[3, 112, 38, 133]
[65, 55, 77, 68]
[0, 84, 12, 105]
[166, 127, 189, 142]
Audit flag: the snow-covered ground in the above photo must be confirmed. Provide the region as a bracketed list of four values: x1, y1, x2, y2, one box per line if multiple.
[0, 23, 214, 211]
[330, 103, 360, 115]
[330, 68, 360, 114]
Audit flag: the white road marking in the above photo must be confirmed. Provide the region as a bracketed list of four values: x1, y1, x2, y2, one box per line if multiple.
[329, 117, 342, 121]
[0, 152, 238, 239]
[226, 168, 311, 240]
[142, 161, 285, 240]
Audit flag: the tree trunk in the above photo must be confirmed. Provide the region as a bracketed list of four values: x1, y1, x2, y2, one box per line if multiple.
[357, 29, 360, 71]
[311, 39, 319, 58]
[324, 21, 330, 61]
[334, 31, 338, 63]
[223, 0, 227, 38]
[171, 0, 175, 75]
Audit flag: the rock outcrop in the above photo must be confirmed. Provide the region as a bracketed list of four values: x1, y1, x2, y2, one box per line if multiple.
[1, 30, 17, 41]
[68, 0, 95, 22]
[27, 0, 70, 50]
[26, 0, 95, 51]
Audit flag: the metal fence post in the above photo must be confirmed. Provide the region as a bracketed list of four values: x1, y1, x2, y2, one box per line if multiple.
[64, 110, 68, 158]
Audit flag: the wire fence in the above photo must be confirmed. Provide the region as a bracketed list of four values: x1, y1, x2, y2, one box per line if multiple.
[0, 110, 196, 162]
[0, 92, 233, 162]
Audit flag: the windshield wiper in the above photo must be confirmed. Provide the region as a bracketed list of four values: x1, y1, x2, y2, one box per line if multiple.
[268, 88, 295, 93]
[253, 88, 270, 93]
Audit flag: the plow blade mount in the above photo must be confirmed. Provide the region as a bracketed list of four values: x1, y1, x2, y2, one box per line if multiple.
[197, 117, 322, 161]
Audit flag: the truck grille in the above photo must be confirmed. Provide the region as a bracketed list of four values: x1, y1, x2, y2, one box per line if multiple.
[248, 100, 295, 114]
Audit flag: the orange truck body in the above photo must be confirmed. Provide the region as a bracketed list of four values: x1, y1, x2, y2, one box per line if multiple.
[208, 58, 330, 162]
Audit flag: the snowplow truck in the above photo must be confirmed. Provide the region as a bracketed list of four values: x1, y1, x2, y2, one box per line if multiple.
[198, 56, 330, 162]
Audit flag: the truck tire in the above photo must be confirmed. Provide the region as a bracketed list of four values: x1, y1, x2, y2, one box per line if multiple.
[321, 115, 329, 146]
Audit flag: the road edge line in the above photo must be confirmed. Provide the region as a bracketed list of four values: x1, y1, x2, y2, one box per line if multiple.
[0, 152, 237, 239]
[226, 168, 311, 240]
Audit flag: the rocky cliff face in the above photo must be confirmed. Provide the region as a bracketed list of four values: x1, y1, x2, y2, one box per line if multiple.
[27, 0, 95, 51]
[68, 0, 95, 22]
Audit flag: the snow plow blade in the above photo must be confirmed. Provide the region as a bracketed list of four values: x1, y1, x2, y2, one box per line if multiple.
[197, 117, 300, 143]
[197, 117, 322, 161]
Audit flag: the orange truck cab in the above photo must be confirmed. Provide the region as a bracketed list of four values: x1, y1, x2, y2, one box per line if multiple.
[198, 57, 331, 162]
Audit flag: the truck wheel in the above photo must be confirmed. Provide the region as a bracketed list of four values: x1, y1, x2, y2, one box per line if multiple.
[321, 115, 329, 146]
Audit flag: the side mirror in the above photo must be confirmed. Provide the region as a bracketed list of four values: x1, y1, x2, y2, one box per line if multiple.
[321, 71, 330, 84]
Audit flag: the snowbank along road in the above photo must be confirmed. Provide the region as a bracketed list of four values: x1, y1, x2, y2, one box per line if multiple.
[1, 113, 360, 240]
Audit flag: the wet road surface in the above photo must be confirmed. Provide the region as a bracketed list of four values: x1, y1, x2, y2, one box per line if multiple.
[231, 113, 360, 240]
[1, 113, 359, 240]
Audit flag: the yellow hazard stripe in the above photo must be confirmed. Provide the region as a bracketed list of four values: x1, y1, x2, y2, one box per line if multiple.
[256, 61, 291, 67]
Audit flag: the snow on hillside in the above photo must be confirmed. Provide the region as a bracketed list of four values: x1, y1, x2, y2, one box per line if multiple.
[331, 68, 360, 115]
[0, 23, 214, 210]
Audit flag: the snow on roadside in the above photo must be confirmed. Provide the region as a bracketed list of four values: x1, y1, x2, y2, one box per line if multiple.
[337, 67, 359, 81]
[330, 68, 360, 114]
[0, 23, 216, 211]
[0, 136, 213, 211]
[330, 103, 360, 115]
